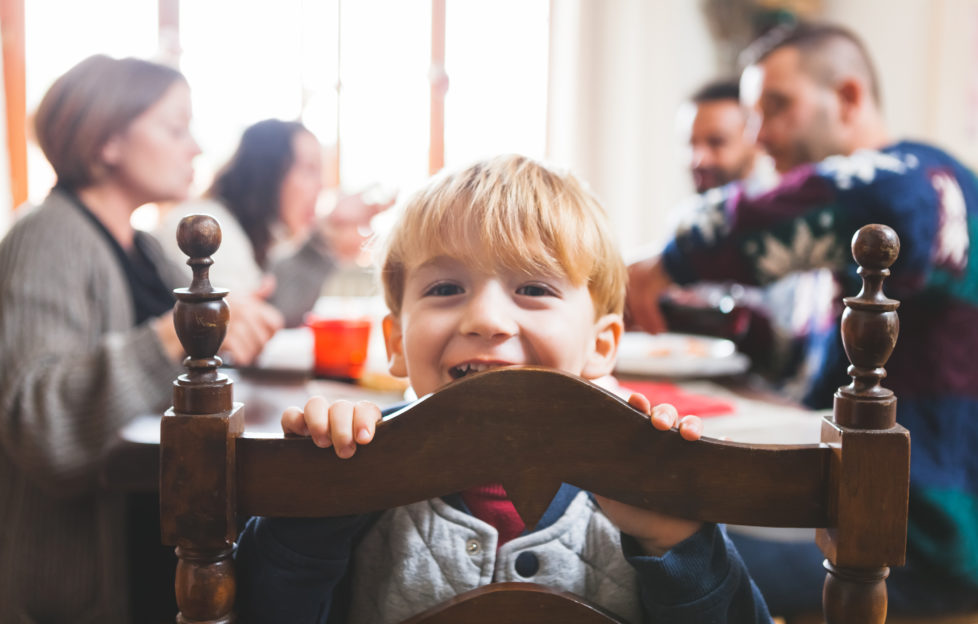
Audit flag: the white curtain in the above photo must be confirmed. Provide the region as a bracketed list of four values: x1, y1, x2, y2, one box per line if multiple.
[545, 0, 720, 254]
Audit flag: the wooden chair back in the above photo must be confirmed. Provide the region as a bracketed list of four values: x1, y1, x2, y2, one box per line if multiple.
[160, 217, 909, 624]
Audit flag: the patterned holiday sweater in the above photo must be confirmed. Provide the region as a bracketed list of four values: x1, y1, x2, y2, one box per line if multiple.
[661, 140, 978, 588]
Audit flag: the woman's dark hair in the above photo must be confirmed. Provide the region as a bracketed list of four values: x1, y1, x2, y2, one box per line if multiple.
[207, 118, 309, 266]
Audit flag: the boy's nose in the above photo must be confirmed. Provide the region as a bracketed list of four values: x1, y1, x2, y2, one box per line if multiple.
[459, 282, 518, 339]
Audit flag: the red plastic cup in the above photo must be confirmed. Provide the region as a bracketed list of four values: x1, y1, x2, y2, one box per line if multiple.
[304, 315, 372, 380]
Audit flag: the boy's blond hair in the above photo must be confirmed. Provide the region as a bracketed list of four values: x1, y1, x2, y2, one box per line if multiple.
[380, 154, 626, 318]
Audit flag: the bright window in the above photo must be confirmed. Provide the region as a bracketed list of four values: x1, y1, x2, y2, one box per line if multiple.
[24, 0, 158, 205]
[443, 1, 549, 167]
[23, 0, 549, 212]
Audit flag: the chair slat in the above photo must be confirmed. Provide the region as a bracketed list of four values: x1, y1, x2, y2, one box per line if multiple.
[237, 367, 833, 528]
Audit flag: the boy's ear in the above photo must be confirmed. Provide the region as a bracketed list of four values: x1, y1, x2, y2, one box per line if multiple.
[382, 314, 408, 378]
[581, 313, 623, 380]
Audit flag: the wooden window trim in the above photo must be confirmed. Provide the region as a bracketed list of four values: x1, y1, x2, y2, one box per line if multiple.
[2, 0, 26, 211]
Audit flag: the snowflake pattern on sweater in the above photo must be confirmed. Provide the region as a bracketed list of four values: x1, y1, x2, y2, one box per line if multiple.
[662, 140, 978, 588]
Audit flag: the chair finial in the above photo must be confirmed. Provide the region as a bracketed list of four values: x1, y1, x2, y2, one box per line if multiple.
[176, 213, 221, 298]
[176, 213, 222, 257]
[164, 215, 239, 623]
[851, 222, 899, 285]
[172, 214, 232, 411]
[836, 224, 901, 428]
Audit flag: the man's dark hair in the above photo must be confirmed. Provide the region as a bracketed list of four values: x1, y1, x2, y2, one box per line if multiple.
[690, 79, 740, 105]
[738, 21, 882, 106]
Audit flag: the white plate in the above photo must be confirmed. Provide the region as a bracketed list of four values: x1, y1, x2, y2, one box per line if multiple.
[253, 327, 315, 372]
[614, 332, 750, 378]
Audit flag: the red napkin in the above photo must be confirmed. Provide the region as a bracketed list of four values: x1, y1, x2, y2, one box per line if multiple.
[616, 380, 735, 418]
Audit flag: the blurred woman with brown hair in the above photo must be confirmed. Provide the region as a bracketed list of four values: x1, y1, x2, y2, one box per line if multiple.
[0, 54, 281, 622]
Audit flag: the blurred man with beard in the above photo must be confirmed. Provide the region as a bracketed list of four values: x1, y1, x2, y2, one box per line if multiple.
[680, 78, 775, 195]
[628, 21, 978, 619]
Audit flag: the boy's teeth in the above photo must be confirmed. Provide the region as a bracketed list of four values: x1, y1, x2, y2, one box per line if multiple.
[450, 362, 495, 379]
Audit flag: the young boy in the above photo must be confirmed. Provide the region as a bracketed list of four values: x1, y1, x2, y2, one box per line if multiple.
[235, 155, 770, 623]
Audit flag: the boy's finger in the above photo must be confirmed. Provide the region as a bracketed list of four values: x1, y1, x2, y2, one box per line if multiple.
[678, 415, 704, 441]
[329, 400, 357, 458]
[303, 396, 332, 447]
[650, 403, 680, 431]
[353, 401, 382, 444]
[626, 392, 652, 415]
[281, 406, 310, 437]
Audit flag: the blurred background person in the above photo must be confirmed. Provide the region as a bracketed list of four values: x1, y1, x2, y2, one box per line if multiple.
[663, 77, 831, 390]
[680, 77, 775, 195]
[0, 55, 281, 623]
[156, 119, 394, 328]
[626, 21, 978, 619]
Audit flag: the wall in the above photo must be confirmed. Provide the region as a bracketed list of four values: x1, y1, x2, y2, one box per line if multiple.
[825, 0, 978, 169]
[548, 0, 718, 254]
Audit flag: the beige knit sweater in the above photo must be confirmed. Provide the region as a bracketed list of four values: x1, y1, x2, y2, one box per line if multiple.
[0, 190, 185, 623]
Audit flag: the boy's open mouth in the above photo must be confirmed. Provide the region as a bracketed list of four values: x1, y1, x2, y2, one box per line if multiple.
[448, 362, 508, 380]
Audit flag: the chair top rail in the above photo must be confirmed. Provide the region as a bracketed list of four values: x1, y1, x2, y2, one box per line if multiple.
[236, 366, 832, 528]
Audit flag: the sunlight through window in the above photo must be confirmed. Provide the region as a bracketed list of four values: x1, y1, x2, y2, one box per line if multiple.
[24, 0, 550, 218]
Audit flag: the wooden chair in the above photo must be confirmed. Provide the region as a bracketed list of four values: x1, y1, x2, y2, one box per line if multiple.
[160, 216, 910, 623]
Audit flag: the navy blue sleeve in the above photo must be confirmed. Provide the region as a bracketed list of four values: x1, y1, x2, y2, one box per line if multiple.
[624, 523, 772, 623]
[234, 514, 372, 624]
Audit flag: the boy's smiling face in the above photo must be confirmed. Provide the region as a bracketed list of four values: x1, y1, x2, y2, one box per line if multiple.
[383, 254, 623, 398]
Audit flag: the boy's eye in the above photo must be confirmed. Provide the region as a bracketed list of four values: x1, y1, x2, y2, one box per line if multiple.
[516, 283, 555, 297]
[424, 282, 463, 297]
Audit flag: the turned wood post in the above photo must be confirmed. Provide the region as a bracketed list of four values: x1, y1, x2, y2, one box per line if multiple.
[817, 224, 910, 624]
[160, 215, 242, 623]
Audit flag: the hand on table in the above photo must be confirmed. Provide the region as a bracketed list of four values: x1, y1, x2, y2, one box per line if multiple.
[153, 311, 184, 363]
[625, 255, 673, 334]
[318, 190, 396, 263]
[222, 280, 285, 366]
